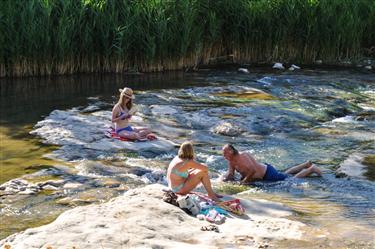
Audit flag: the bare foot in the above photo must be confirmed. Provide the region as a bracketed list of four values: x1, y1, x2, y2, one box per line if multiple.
[305, 160, 313, 168]
[312, 165, 322, 176]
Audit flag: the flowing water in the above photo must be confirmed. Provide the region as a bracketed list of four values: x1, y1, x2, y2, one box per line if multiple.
[1, 69, 374, 247]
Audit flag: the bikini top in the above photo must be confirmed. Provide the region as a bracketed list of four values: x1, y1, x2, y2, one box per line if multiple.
[171, 160, 189, 179]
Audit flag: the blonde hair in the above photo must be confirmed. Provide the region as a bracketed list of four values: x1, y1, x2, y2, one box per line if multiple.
[178, 141, 194, 160]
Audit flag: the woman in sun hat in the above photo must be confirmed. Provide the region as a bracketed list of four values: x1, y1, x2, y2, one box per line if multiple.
[111, 87, 151, 140]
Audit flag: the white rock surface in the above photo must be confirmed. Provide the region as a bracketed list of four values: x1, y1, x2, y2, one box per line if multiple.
[212, 122, 243, 136]
[290, 64, 301, 69]
[30, 109, 177, 160]
[272, 63, 285, 70]
[1, 184, 306, 249]
[150, 105, 179, 116]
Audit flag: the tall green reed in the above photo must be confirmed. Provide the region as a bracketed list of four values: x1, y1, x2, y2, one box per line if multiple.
[1, 0, 374, 77]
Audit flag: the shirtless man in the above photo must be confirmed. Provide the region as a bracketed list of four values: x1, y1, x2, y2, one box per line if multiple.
[222, 144, 322, 183]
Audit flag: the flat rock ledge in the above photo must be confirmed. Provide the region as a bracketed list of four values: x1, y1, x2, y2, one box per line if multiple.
[1, 184, 305, 249]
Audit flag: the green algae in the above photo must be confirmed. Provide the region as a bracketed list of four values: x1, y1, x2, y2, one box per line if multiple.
[216, 183, 252, 195]
[363, 155, 375, 181]
[214, 90, 276, 101]
[0, 126, 63, 184]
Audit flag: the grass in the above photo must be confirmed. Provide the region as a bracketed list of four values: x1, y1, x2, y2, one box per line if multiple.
[1, 0, 374, 77]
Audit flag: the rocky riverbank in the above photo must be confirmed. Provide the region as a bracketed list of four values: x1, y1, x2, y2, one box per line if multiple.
[1, 184, 307, 249]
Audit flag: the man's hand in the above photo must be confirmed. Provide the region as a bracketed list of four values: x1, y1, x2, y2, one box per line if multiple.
[223, 174, 234, 182]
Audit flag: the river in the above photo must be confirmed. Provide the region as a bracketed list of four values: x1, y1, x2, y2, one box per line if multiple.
[1, 68, 374, 248]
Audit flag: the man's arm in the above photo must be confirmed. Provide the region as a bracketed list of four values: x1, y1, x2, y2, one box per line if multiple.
[240, 153, 257, 183]
[240, 170, 256, 183]
[223, 161, 235, 181]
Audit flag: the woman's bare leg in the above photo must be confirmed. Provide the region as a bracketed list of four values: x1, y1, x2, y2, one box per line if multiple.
[285, 161, 312, 174]
[118, 131, 140, 140]
[294, 165, 322, 178]
[178, 169, 221, 201]
[133, 127, 151, 139]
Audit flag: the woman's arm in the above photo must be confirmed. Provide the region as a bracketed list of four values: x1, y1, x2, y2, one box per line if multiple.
[111, 106, 127, 123]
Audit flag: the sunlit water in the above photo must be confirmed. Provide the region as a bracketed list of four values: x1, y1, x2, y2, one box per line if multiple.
[1, 69, 374, 247]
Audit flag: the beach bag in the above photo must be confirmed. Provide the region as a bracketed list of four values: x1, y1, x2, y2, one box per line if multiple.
[162, 190, 178, 207]
[177, 194, 201, 216]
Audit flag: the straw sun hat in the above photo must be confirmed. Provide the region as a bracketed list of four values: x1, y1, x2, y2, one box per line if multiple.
[119, 87, 135, 99]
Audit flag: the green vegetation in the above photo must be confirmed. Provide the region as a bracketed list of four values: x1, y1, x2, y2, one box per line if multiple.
[0, 126, 63, 184]
[216, 182, 252, 195]
[1, 0, 374, 77]
[363, 155, 375, 181]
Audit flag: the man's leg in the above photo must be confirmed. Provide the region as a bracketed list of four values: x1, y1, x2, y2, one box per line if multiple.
[285, 161, 312, 174]
[294, 165, 322, 178]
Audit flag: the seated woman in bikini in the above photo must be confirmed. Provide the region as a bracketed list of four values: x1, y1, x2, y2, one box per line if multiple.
[111, 87, 152, 140]
[167, 141, 222, 202]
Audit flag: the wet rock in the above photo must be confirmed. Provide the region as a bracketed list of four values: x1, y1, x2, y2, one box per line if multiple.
[128, 167, 152, 176]
[315, 60, 323, 64]
[288, 64, 301, 71]
[18, 189, 38, 195]
[272, 63, 285, 70]
[98, 179, 122, 188]
[0, 179, 41, 196]
[212, 122, 243, 136]
[364, 65, 372, 70]
[335, 171, 348, 178]
[355, 110, 375, 121]
[39, 180, 65, 188]
[56, 196, 96, 206]
[150, 105, 178, 116]
[82, 105, 101, 113]
[238, 68, 249, 74]
[63, 183, 84, 189]
[141, 170, 166, 184]
[41, 185, 59, 191]
[325, 99, 356, 118]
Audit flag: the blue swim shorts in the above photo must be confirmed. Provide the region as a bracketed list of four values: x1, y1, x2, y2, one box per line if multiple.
[263, 163, 288, 181]
[116, 126, 134, 134]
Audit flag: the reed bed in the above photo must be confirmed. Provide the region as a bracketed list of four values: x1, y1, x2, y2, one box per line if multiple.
[1, 0, 374, 77]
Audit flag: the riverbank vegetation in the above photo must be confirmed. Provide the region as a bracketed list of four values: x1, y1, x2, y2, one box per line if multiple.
[1, 0, 374, 77]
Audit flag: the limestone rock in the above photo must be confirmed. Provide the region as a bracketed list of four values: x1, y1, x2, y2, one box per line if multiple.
[272, 63, 285, 70]
[213, 122, 243, 136]
[1, 184, 305, 249]
[238, 68, 249, 74]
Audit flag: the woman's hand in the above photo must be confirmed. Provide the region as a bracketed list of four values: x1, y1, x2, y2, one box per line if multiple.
[120, 113, 128, 120]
